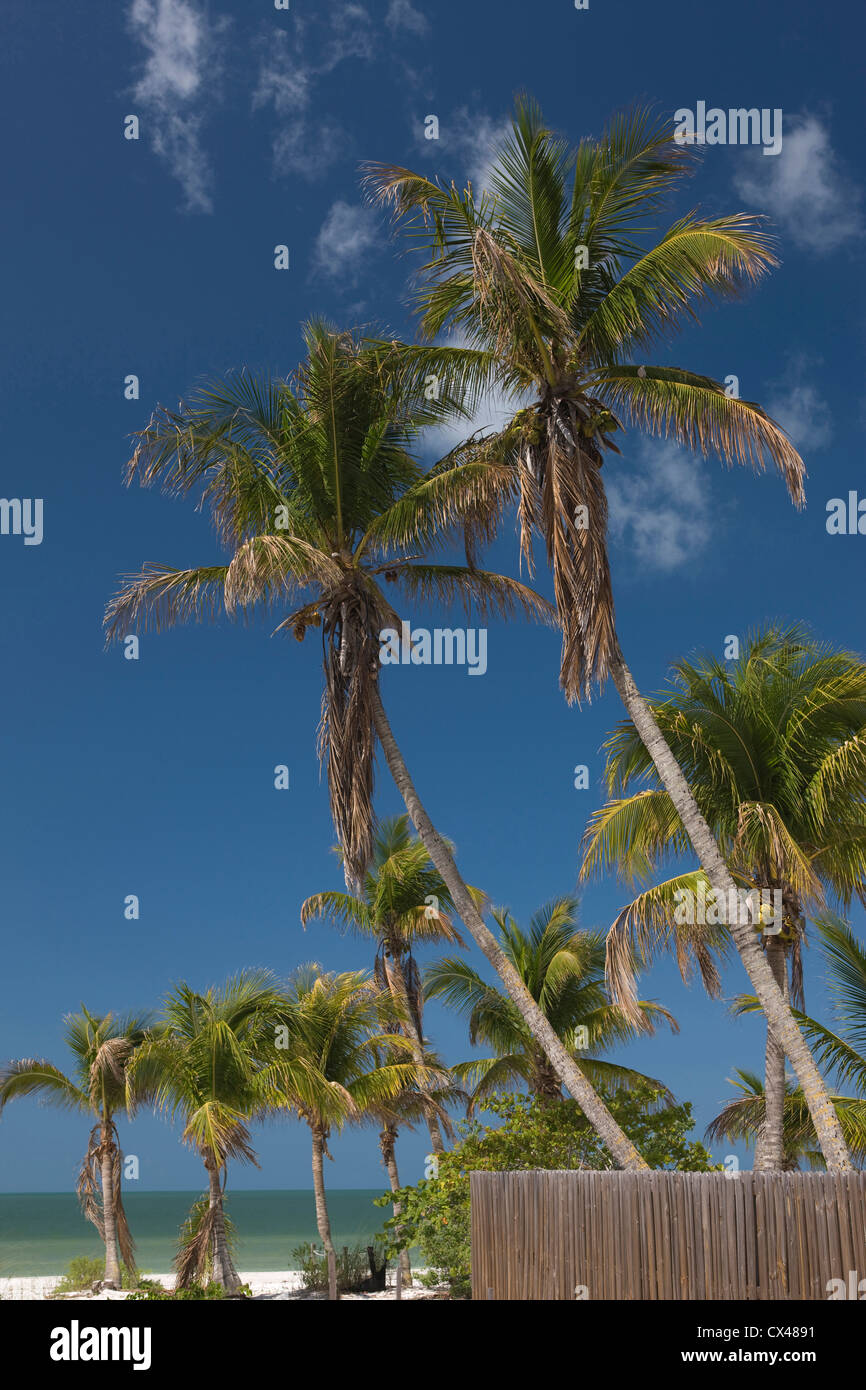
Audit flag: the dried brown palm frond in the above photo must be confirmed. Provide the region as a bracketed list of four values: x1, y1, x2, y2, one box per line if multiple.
[174, 1197, 220, 1289]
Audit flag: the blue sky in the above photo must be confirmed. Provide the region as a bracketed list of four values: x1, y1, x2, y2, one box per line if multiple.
[0, 0, 864, 1196]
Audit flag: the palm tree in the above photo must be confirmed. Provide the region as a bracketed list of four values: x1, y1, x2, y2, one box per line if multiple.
[367, 1045, 460, 1286]
[717, 913, 866, 1167]
[276, 964, 444, 1299]
[105, 321, 648, 1170]
[707, 1069, 866, 1170]
[301, 814, 474, 1154]
[129, 970, 289, 1292]
[426, 897, 677, 1108]
[365, 101, 852, 1170]
[0, 1008, 149, 1287]
[581, 627, 866, 1168]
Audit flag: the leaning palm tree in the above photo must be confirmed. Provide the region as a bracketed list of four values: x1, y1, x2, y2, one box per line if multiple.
[105, 321, 648, 1170]
[365, 100, 851, 1169]
[129, 970, 291, 1292]
[426, 897, 677, 1108]
[581, 627, 866, 1168]
[276, 964, 445, 1299]
[0, 1008, 149, 1287]
[724, 913, 866, 1167]
[707, 1069, 866, 1170]
[302, 814, 473, 1153]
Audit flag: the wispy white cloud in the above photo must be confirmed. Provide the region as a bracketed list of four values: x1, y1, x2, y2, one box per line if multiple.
[386, 0, 430, 37]
[732, 114, 864, 255]
[312, 200, 380, 281]
[421, 106, 510, 194]
[128, 0, 225, 213]
[765, 356, 833, 452]
[252, 8, 375, 180]
[606, 442, 715, 573]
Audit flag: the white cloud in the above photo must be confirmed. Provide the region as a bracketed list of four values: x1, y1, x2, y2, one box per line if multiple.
[606, 442, 715, 573]
[312, 201, 380, 281]
[732, 115, 864, 255]
[427, 107, 511, 195]
[128, 0, 225, 213]
[765, 357, 833, 452]
[252, 10, 375, 181]
[386, 0, 430, 37]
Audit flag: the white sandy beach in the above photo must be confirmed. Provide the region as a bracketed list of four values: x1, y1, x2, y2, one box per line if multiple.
[0, 1270, 444, 1301]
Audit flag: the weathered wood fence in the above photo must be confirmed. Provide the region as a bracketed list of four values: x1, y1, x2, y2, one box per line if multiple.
[470, 1170, 866, 1300]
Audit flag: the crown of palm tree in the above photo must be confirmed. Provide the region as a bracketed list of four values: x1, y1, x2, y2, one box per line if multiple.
[129, 970, 291, 1174]
[581, 626, 866, 1013]
[278, 964, 446, 1137]
[365, 99, 805, 701]
[105, 321, 552, 886]
[425, 896, 676, 1106]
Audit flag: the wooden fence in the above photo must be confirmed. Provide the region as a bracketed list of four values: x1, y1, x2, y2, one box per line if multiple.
[470, 1170, 866, 1300]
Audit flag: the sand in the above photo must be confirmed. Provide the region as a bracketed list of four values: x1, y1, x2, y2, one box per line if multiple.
[0, 1270, 445, 1301]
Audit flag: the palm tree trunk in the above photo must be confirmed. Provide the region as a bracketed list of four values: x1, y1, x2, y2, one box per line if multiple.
[753, 936, 788, 1171]
[100, 1128, 121, 1289]
[311, 1125, 338, 1300]
[608, 638, 851, 1172]
[371, 683, 648, 1171]
[384, 951, 445, 1154]
[380, 1125, 412, 1284]
[206, 1158, 241, 1292]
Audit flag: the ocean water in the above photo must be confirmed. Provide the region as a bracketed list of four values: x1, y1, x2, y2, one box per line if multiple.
[0, 1191, 391, 1276]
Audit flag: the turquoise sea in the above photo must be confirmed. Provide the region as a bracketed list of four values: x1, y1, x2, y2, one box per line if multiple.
[0, 1191, 389, 1277]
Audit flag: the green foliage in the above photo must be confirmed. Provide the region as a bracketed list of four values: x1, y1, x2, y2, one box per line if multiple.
[128, 1280, 251, 1301]
[291, 1241, 386, 1294]
[49, 1256, 105, 1295]
[377, 1085, 717, 1296]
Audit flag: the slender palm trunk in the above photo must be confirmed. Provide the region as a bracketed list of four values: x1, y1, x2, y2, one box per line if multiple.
[753, 936, 788, 1171]
[371, 683, 648, 1171]
[100, 1127, 121, 1289]
[380, 1124, 412, 1283]
[205, 1157, 241, 1292]
[608, 639, 851, 1172]
[311, 1125, 337, 1300]
[384, 951, 445, 1154]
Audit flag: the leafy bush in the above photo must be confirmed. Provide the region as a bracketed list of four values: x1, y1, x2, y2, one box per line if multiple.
[377, 1085, 719, 1297]
[291, 1241, 386, 1293]
[128, 1280, 251, 1301]
[49, 1256, 105, 1295]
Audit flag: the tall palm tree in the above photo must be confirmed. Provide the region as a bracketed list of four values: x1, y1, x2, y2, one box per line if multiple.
[365, 101, 852, 1169]
[426, 897, 677, 1107]
[301, 814, 473, 1153]
[129, 970, 290, 1291]
[707, 1069, 866, 1170]
[581, 627, 866, 1168]
[0, 1008, 149, 1287]
[276, 964, 443, 1299]
[105, 321, 648, 1170]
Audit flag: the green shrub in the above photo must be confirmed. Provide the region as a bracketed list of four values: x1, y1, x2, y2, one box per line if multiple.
[128, 1280, 251, 1301]
[377, 1085, 719, 1297]
[291, 1241, 385, 1293]
[49, 1256, 105, 1296]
